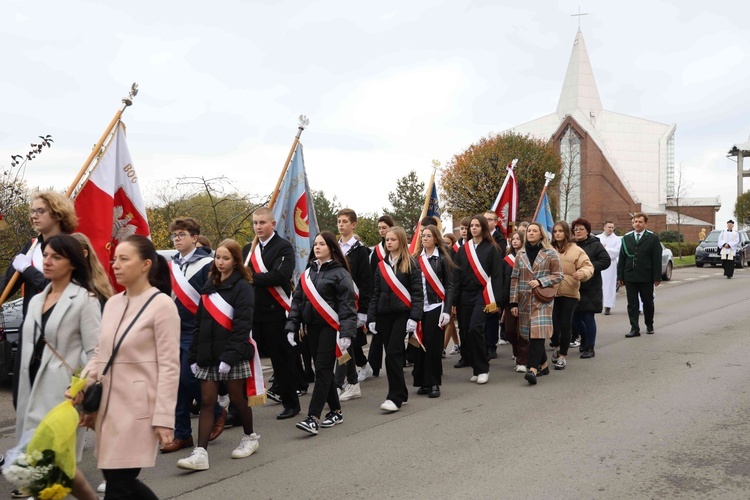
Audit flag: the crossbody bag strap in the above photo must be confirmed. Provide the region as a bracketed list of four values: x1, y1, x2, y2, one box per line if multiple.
[101, 291, 161, 377]
[44, 338, 76, 375]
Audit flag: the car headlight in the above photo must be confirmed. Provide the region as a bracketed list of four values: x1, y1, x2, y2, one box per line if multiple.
[695, 247, 705, 254]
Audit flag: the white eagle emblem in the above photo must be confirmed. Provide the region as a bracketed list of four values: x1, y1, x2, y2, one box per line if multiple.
[112, 206, 137, 241]
[498, 203, 510, 230]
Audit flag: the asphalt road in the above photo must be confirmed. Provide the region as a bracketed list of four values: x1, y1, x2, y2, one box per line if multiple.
[2, 264, 750, 499]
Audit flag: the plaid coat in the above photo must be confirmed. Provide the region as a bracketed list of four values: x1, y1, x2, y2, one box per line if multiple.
[510, 246, 564, 340]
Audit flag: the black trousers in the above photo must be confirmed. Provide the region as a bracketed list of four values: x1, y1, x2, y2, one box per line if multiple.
[368, 330, 384, 375]
[625, 281, 654, 332]
[723, 258, 735, 278]
[254, 314, 300, 410]
[376, 313, 409, 406]
[412, 308, 443, 387]
[102, 468, 157, 500]
[484, 313, 499, 347]
[354, 328, 368, 365]
[305, 324, 341, 419]
[458, 301, 490, 375]
[527, 338, 548, 370]
[551, 296, 578, 356]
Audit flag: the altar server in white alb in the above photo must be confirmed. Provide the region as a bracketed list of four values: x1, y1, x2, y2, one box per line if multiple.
[597, 221, 621, 314]
[718, 219, 740, 279]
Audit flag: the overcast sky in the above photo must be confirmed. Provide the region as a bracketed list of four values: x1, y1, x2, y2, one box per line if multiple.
[1, 0, 748, 228]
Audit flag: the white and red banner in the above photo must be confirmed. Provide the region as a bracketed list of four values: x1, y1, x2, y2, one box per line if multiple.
[378, 261, 411, 308]
[504, 253, 516, 268]
[466, 243, 496, 306]
[75, 122, 149, 283]
[169, 262, 200, 315]
[489, 159, 519, 237]
[419, 254, 445, 301]
[250, 243, 292, 312]
[374, 242, 386, 262]
[300, 269, 351, 365]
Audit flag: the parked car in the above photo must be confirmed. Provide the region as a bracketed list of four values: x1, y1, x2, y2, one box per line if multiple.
[661, 243, 674, 281]
[695, 230, 750, 268]
[0, 298, 23, 383]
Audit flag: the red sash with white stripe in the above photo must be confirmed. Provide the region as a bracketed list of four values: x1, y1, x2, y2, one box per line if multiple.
[419, 254, 445, 301]
[300, 269, 351, 365]
[374, 242, 386, 262]
[466, 242, 496, 306]
[27, 238, 43, 269]
[202, 292, 266, 406]
[452, 241, 460, 253]
[378, 261, 411, 308]
[168, 261, 201, 315]
[250, 243, 291, 312]
[504, 254, 515, 268]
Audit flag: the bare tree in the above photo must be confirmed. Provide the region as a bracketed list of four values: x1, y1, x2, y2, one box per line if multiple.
[668, 162, 692, 258]
[558, 125, 582, 221]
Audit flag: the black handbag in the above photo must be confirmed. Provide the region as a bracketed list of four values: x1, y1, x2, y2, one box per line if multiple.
[82, 292, 160, 413]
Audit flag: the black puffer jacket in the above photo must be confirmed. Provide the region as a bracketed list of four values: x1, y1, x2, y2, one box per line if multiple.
[368, 257, 424, 322]
[576, 234, 611, 313]
[419, 251, 455, 311]
[189, 270, 255, 367]
[285, 259, 358, 339]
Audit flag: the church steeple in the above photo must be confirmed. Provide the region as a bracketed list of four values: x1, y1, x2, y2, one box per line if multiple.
[556, 29, 602, 118]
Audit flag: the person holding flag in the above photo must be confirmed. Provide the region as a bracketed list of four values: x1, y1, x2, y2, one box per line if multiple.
[285, 232, 357, 435]
[367, 226, 423, 412]
[411, 225, 455, 398]
[178, 239, 260, 470]
[453, 215, 503, 385]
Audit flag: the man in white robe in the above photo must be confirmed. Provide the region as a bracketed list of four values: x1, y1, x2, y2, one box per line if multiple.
[597, 221, 621, 314]
[718, 219, 740, 279]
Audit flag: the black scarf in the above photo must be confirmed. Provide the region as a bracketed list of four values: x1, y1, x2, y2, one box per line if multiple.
[525, 241, 542, 265]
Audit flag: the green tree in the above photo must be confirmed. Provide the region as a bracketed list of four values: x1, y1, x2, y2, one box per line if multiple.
[0, 178, 35, 280]
[354, 213, 381, 247]
[385, 170, 425, 237]
[735, 191, 750, 228]
[441, 131, 562, 222]
[312, 190, 341, 234]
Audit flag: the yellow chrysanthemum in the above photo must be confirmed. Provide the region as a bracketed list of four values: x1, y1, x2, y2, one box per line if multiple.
[38, 483, 72, 500]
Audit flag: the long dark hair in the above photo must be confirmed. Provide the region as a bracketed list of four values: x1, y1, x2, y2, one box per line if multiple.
[551, 221, 574, 253]
[311, 231, 350, 274]
[41, 235, 92, 292]
[211, 238, 252, 285]
[413, 225, 456, 268]
[122, 235, 171, 295]
[470, 214, 498, 248]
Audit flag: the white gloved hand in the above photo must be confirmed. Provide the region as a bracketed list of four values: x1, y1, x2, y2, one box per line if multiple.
[438, 313, 451, 328]
[368, 322, 377, 334]
[357, 313, 367, 328]
[190, 363, 198, 375]
[339, 337, 352, 350]
[218, 361, 231, 374]
[406, 319, 418, 334]
[12, 253, 32, 273]
[287, 332, 297, 347]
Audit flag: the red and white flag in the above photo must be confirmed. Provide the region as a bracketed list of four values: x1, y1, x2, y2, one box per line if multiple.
[75, 122, 149, 282]
[490, 159, 518, 237]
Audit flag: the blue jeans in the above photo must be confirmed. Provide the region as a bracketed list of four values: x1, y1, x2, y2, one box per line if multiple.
[572, 311, 597, 348]
[175, 347, 221, 440]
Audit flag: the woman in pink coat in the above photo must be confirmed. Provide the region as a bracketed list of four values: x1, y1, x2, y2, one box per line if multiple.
[78, 235, 180, 499]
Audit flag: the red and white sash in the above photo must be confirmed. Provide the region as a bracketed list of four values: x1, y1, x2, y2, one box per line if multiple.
[504, 253, 515, 268]
[250, 243, 291, 312]
[300, 269, 351, 365]
[202, 292, 266, 406]
[452, 241, 460, 253]
[27, 238, 43, 269]
[419, 254, 445, 301]
[168, 261, 201, 315]
[466, 242, 496, 306]
[374, 242, 386, 262]
[378, 261, 411, 308]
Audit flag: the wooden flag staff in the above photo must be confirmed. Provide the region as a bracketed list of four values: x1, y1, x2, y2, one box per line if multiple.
[0, 83, 139, 306]
[532, 172, 556, 221]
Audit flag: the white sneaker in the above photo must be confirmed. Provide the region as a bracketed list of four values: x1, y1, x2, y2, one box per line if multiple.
[477, 373, 489, 384]
[449, 345, 460, 355]
[380, 399, 400, 412]
[97, 481, 106, 494]
[514, 364, 527, 373]
[339, 383, 362, 401]
[497, 339, 510, 345]
[177, 447, 209, 470]
[357, 363, 373, 382]
[469, 375, 478, 382]
[217, 394, 230, 409]
[231, 433, 260, 459]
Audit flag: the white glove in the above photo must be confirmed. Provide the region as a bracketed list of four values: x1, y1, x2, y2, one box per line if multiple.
[406, 319, 418, 334]
[357, 313, 367, 328]
[368, 322, 377, 334]
[339, 337, 351, 350]
[190, 363, 198, 375]
[287, 332, 297, 347]
[218, 361, 231, 374]
[438, 313, 451, 328]
[12, 254, 32, 273]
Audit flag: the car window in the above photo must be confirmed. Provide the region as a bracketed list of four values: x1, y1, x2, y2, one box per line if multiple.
[704, 231, 721, 243]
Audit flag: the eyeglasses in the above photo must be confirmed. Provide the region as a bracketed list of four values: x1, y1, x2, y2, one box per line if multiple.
[171, 232, 191, 240]
[29, 208, 47, 216]
[573, 227, 586, 232]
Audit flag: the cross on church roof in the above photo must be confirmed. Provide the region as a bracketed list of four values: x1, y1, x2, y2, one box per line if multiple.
[571, 6, 588, 28]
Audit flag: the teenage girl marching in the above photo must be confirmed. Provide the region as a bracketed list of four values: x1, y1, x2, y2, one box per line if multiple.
[285, 231, 358, 435]
[178, 239, 260, 470]
[367, 226, 423, 412]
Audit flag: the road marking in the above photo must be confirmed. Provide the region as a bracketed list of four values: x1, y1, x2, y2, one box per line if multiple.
[685, 278, 697, 280]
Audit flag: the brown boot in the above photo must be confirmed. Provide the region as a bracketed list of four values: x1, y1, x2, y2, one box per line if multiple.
[209, 408, 228, 442]
[160, 436, 194, 453]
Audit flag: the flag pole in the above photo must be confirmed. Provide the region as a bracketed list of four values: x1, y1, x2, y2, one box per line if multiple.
[0, 83, 139, 306]
[532, 172, 555, 221]
[244, 115, 309, 265]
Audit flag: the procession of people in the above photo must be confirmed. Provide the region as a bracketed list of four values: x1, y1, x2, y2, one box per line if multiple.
[1, 194, 679, 498]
